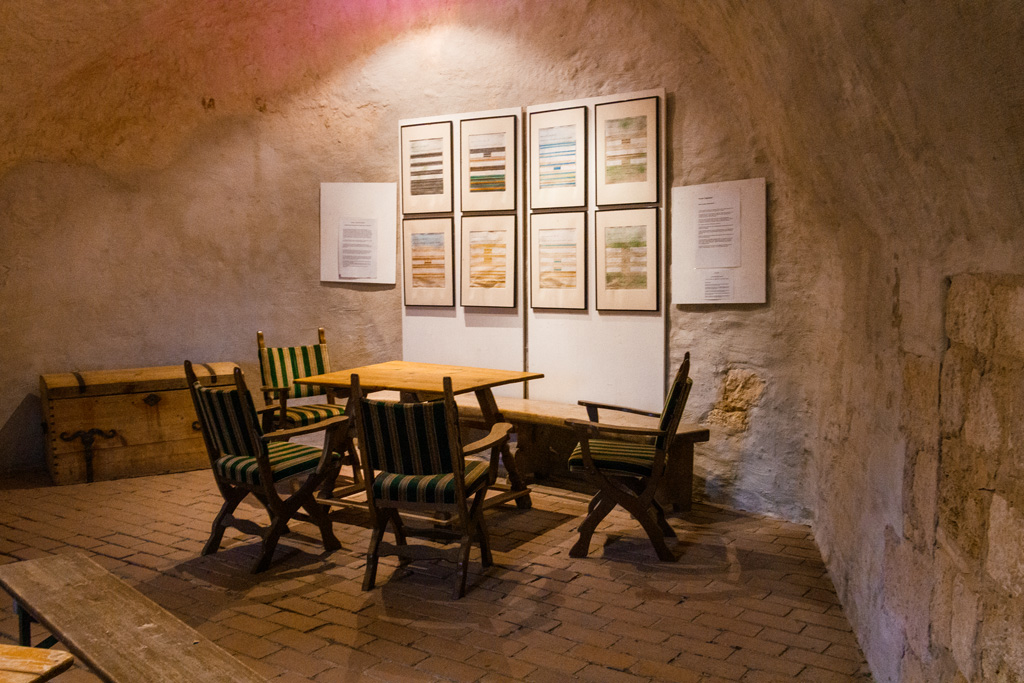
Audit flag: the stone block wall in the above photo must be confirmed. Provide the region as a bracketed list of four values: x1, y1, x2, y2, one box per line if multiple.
[918, 274, 1024, 679]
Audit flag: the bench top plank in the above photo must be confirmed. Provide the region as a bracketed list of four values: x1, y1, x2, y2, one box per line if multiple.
[455, 395, 710, 442]
[0, 553, 266, 683]
[0, 644, 73, 683]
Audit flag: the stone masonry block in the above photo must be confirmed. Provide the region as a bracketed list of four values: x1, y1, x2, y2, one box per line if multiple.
[938, 437, 993, 563]
[946, 275, 996, 354]
[882, 528, 933, 658]
[939, 343, 974, 438]
[979, 593, 1024, 681]
[986, 494, 1024, 598]
[993, 282, 1024, 360]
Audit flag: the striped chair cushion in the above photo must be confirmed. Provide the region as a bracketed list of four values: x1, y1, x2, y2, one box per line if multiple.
[372, 460, 489, 505]
[259, 343, 330, 399]
[359, 398, 456, 475]
[568, 439, 656, 478]
[281, 402, 346, 427]
[656, 376, 693, 451]
[193, 383, 263, 460]
[214, 441, 331, 486]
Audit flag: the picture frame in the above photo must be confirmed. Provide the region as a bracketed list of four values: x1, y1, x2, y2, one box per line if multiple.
[401, 121, 453, 214]
[403, 217, 454, 306]
[529, 106, 587, 210]
[460, 115, 517, 213]
[595, 96, 659, 206]
[461, 215, 516, 308]
[530, 211, 587, 310]
[595, 208, 659, 311]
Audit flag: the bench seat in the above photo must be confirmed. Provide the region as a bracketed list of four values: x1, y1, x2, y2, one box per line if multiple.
[0, 553, 266, 683]
[455, 394, 709, 511]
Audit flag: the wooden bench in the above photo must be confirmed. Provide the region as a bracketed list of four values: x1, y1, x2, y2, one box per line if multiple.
[0, 644, 72, 683]
[0, 553, 267, 683]
[455, 395, 710, 511]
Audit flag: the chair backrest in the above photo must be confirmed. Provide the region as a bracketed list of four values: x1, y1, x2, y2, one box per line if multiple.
[656, 352, 692, 452]
[187, 364, 265, 461]
[257, 328, 330, 399]
[354, 376, 461, 477]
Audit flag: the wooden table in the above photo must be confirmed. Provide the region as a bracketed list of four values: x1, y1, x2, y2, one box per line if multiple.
[0, 553, 266, 682]
[298, 360, 544, 509]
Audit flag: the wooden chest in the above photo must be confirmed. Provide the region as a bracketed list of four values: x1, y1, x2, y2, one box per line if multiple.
[40, 363, 238, 485]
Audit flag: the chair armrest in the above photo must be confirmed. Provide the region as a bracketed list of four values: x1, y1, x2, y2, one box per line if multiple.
[263, 416, 349, 442]
[565, 418, 665, 439]
[261, 385, 292, 399]
[462, 422, 513, 455]
[577, 399, 659, 420]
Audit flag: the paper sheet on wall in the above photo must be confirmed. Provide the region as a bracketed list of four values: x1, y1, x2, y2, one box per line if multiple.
[338, 218, 378, 279]
[695, 185, 741, 269]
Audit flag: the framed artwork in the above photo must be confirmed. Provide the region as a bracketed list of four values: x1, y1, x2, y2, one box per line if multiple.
[460, 115, 517, 213]
[595, 208, 659, 311]
[530, 211, 586, 310]
[461, 215, 516, 308]
[529, 106, 587, 210]
[403, 218, 454, 306]
[595, 96, 659, 206]
[401, 121, 453, 214]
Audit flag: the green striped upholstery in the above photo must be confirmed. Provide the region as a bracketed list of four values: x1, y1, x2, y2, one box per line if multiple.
[569, 440, 656, 478]
[656, 377, 693, 451]
[192, 382, 262, 460]
[214, 441, 327, 486]
[259, 343, 330, 399]
[359, 398, 456, 475]
[373, 459, 489, 504]
[280, 403, 346, 427]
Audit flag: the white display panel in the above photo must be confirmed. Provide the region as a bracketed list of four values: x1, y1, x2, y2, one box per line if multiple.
[671, 178, 766, 304]
[526, 89, 667, 412]
[320, 182, 397, 284]
[401, 108, 526, 396]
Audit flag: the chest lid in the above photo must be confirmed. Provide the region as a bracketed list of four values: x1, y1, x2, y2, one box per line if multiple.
[41, 362, 238, 399]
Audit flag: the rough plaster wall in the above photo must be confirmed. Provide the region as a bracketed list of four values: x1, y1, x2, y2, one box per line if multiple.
[2, 1, 1024, 680]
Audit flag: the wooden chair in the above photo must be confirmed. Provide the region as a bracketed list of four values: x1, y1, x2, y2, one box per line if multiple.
[256, 327, 346, 431]
[566, 353, 693, 561]
[185, 360, 345, 573]
[349, 374, 513, 598]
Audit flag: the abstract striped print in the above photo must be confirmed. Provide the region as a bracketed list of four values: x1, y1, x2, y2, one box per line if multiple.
[259, 343, 330, 399]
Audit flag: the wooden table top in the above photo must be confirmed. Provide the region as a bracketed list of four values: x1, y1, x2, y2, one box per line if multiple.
[298, 360, 544, 396]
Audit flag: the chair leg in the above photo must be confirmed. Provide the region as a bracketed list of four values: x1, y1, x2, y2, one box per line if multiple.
[301, 495, 341, 551]
[203, 487, 247, 556]
[570, 494, 616, 558]
[252, 513, 291, 573]
[617, 494, 676, 562]
[362, 509, 388, 591]
[454, 531, 473, 600]
[387, 510, 412, 567]
[471, 490, 493, 567]
[651, 499, 677, 538]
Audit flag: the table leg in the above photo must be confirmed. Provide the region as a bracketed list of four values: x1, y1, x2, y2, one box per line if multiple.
[475, 389, 532, 510]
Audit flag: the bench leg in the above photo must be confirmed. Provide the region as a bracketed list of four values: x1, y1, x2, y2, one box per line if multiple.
[660, 441, 694, 512]
[16, 603, 30, 647]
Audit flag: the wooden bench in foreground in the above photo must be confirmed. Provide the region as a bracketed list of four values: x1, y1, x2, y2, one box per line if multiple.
[0, 553, 267, 683]
[456, 395, 710, 511]
[0, 643, 72, 683]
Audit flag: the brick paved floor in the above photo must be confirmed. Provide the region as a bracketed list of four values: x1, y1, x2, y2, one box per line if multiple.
[0, 470, 872, 682]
